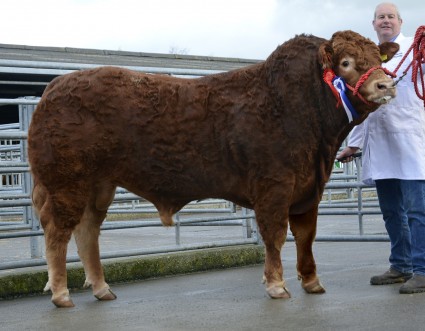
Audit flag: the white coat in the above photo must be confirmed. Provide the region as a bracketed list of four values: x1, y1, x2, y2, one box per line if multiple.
[348, 33, 425, 185]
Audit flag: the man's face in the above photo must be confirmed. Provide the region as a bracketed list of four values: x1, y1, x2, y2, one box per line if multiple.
[373, 4, 402, 42]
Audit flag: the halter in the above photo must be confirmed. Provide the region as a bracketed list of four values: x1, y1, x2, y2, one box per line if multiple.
[323, 67, 396, 122]
[350, 66, 396, 102]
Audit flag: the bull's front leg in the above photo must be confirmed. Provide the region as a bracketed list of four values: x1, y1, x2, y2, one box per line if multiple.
[255, 205, 291, 299]
[289, 206, 325, 294]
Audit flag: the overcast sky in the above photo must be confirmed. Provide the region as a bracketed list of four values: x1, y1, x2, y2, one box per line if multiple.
[1, 0, 424, 60]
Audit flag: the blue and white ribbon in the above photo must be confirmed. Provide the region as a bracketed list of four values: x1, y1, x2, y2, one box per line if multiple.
[332, 76, 359, 123]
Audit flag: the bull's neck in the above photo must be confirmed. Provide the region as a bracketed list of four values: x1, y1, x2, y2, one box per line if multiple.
[318, 91, 371, 184]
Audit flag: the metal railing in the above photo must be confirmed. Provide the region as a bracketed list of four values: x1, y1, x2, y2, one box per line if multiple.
[0, 96, 260, 270]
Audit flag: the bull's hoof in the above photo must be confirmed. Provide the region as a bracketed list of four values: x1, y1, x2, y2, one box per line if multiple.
[94, 287, 117, 301]
[302, 279, 326, 294]
[52, 294, 75, 308]
[43, 281, 51, 293]
[266, 284, 291, 299]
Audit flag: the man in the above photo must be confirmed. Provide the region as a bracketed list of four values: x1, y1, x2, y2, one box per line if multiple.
[337, 2, 425, 294]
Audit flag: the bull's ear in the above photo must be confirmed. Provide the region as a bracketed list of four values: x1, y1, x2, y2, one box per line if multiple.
[318, 41, 334, 69]
[378, 42, 400, 63]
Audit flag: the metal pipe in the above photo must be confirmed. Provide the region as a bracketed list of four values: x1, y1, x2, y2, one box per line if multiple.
[0, 98, 39, 105]
[0, 59, 224, 77]
[0, 131, 27, 139]
[0, 199, 32, 208]
[0, 238, 258, 270]
[287, 235, 390, 242]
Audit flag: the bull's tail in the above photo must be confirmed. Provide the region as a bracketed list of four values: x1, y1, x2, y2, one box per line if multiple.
[31, 180, 47, 217]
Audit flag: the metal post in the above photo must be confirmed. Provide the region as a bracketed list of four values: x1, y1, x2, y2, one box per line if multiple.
[242, 207, 252, 238]
[175, 213, 181, 245]
[355, 157, 364, 236]
[243, 208, 261, 244]
[230, 201, 236, 213]
[19, 98, 42, 258]
[358, 187, 364, 236]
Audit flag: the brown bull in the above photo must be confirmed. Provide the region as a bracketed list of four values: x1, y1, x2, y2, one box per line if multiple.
[28, 31, 399, 307]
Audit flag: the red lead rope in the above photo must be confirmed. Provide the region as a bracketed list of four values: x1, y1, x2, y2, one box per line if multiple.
[391, 25, 425, 106]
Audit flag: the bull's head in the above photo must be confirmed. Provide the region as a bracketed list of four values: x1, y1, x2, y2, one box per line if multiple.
[319, 30, 399, 106]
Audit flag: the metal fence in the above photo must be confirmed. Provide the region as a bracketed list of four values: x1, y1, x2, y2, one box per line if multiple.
[0, 96, 262, 271]
[0, 63, 387, 271]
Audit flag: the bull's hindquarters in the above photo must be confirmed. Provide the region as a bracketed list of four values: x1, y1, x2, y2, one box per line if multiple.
[34, 181, 118, 307]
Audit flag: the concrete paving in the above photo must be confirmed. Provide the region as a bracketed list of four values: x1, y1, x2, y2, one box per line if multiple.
[1, 241, 425, 331]
[1, 214, 425, 330]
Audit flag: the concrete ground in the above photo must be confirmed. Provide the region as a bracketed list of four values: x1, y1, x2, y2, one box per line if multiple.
[1, 214, 425, 330]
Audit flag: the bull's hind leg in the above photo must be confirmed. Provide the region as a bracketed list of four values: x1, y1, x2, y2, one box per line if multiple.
[73, 182, 117, 302]
[289, 207, 325, 294]
[35, 185, 87, 308]
[43, 223, 74, 307]
[255, 204, 291, 299]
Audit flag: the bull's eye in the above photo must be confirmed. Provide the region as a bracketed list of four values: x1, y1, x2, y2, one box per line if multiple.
[342, 60, 350, 67]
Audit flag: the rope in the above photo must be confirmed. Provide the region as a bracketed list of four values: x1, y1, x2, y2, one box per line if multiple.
[350, 66, 396, 105]
[392, 26, 425, 106]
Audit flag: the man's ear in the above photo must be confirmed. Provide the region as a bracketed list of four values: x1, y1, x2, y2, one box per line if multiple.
[318, 41, 334, 69]
[378, 42, 400, 62]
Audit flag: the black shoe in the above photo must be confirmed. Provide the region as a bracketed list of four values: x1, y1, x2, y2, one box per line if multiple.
[399, 274, 425, 294]
[370, 268, 412, 285]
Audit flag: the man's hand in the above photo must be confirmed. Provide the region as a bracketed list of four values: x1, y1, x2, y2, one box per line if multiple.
[336, 146, 360, 163]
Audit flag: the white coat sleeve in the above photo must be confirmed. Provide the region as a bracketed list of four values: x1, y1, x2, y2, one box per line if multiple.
[347, 121, 366, 149]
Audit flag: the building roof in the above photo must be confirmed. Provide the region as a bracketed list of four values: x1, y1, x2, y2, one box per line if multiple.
[0, 43, 261, 123]
[0, 43, 261, 99]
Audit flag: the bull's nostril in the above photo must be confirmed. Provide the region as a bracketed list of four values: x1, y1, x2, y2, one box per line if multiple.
[377, 83, 387, 90]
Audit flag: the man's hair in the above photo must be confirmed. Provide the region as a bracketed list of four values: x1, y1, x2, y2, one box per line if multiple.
[374, 2, 402, 21]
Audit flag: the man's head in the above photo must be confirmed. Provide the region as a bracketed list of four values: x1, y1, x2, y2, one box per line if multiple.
[373, 2, 403, 43]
